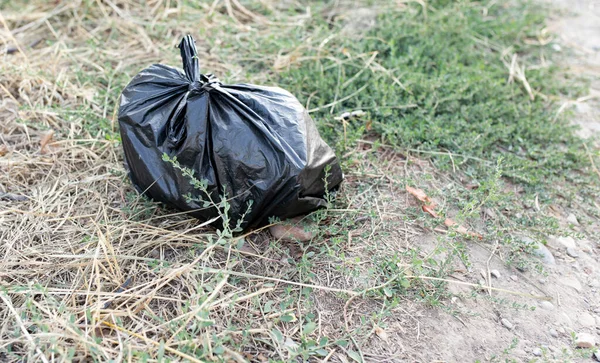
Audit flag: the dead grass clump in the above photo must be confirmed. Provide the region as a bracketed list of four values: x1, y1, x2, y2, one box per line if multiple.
[0, 1, 434, 361]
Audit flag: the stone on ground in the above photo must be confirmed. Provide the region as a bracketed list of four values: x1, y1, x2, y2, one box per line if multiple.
[575, 332, 595, 348]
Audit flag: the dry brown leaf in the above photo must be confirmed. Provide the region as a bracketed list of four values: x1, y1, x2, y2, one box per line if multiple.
[444, 218, 482, 239]
[0, 145, 8, 156]
[547, 205, 562, 218]
[406, 185, 434, 206]
[40, 130, 54, 154]
[407, 185, 482, 239]
[273, 54, 291, 71]
[374, 325, 389, 342]
[465, 183, 479, 190]
[269, 217, 314, 242]
[422, 204, 440, 218]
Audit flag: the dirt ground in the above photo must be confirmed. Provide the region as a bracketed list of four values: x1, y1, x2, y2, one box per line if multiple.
[395, 1, 600, 361]
[547, 0, 600, 142]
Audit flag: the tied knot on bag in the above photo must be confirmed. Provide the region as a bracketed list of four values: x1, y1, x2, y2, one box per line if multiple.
[188, 74, 221, 94]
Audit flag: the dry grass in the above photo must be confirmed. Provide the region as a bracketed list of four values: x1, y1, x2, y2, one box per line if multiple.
[0, 2, 441, 361]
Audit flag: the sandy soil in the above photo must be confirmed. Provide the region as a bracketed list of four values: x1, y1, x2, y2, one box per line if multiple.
[547, 0, 600, 141]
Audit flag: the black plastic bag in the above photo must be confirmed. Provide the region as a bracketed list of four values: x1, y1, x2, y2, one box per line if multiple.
[118, 35, 343, 230]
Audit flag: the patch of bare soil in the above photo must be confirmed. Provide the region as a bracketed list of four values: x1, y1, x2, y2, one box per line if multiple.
[546, 0, 600, 141]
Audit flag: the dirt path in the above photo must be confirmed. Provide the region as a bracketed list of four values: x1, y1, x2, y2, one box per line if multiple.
[393, 2, 600, 361]
[547, 0, 600, 140]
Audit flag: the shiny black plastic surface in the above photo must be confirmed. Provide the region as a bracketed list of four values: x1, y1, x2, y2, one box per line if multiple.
[118, 35, 343, 230]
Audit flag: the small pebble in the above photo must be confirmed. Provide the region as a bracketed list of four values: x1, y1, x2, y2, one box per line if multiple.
[566, 213, 579, 225]
[501, 318, 514, 330]
[578, 312, 595, 327]
[593, 351, 600, 362]
[575, 332, 596, 348]
[532, 347, 542, 357]
[510, 275, 518, 281]
[552, 44, 562, 52]
[558, 327, 566, 334]
[532, 242, 556, 265]
[540, 301, 554, 310]
[549, 328, 559, 338]
[566, 247, 579, 258]
[560, 277, 583, 292]
[559, 312, 574, 327]
[490, 269, 501, 279]
[553, 236, 576, 249]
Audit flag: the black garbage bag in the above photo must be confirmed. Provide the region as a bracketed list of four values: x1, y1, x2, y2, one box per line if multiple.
[118, 35, 343, 230]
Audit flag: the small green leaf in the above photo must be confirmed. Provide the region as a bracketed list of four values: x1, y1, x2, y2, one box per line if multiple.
[315, 349, 329, 357]
[157, 340, 165, 362]
[214, 345, 225, 355]
[319, 336, 329, 346]
[303, 321, 317, 335]
[400, 279, 410, 288]
[236, 238, 245, 250]
[336, 339, 349, 348]
[348, 349, 362, 362]
[263, 300, 273, 313]
[383, 287, 393, 297]
[280, 314, 296, 323]
[271, 328, 283, 343]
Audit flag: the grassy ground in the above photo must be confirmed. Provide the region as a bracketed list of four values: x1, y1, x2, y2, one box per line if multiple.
[1, 0, 599, 362]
